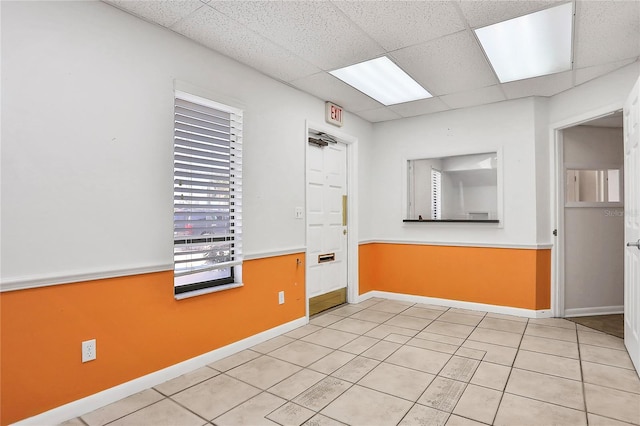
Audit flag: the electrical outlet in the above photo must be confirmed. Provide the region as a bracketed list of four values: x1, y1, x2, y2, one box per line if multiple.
[278, 291, 285, 305]
[82, 339, 96, 363]
[295, 207, 303, 219]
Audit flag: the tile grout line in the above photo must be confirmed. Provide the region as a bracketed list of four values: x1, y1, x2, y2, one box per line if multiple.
[488, 316, 528, 426]
[97, 390, 170, 426]
[319, 301, 452, 426]
[153, 365, 220, 399]
[172, 333, 327, 426]
[393, 303, 454, 426]
[260, 392, 315, 426]
[173, 370, 269, 424]
[396, 305, 502, 425]
[283, 299, 393, 425]
[75, 415, 90, 426]
[313, 299, 413, 426]
[342, 300, 429, 425]
[165, 390, 221, 426]
[93, 307, 419, 424]
[440, 308, 489, 425]
[576, 326, 591, 426]
[78, 302, 630, 426]
[401, 307, 526, 425]
[501, 319, 618, 419]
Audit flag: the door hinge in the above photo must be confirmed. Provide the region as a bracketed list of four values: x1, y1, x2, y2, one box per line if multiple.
[553, 229, 558, 236]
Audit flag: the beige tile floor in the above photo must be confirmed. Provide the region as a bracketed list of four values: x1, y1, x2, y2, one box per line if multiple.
[61, 299, 640, 426]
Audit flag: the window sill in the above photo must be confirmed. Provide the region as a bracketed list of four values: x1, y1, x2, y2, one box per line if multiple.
[403, 219, 499, 223]
[174, 282, 243, 300]
[565, 202, 624, 208]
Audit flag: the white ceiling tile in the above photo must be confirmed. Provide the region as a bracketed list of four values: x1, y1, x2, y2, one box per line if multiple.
[389, 97, 451, 118]
[209, 1, 384, 70]
[290, 72, 382, 112]
[391, 30, 498, 95]
[356, 107, 403, 123]
[440, 85, 506, 109]
[458, 0, 564, 29]
[104, 0, 206, 27]
[502, 71, 573, 99]
[171, 6, 320, 83]
[333, 1, 465, 51]
[573, 0, 640, 68]
[575, 58, 638, 86]
[103, 0, 640, 122]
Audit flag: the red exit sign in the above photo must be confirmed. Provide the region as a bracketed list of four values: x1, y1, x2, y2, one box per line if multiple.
[325, 102, 344, 127]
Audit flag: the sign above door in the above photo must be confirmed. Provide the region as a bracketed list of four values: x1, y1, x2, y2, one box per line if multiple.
[325, 102, 344, 127]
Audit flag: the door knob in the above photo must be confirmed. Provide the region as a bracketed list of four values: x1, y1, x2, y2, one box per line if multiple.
[627, 239, 640, 249]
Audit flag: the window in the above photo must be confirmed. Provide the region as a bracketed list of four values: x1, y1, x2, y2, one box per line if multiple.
[405, 152, 500, 222]
[173, 91, 242, 295]
[565, 168, 622, 204]
[431, 168, 441, 220]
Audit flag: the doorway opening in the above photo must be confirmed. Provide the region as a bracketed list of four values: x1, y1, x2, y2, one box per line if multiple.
[553, 109, 624, 336]
[552, 76, 640, 373]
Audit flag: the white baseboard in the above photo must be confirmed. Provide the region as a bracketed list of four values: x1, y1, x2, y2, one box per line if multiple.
[14, 316, 308, 426]
[356, 291, 552, 318]
[15, 290, 558, 425]
[564, 305, 624, 317]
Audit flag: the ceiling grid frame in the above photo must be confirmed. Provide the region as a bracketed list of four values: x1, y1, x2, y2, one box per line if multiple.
[103, 0, 640, 123]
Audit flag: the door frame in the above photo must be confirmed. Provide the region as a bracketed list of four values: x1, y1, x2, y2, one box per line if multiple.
[550, 102, 624, 317]
[305, 120, 359, 318]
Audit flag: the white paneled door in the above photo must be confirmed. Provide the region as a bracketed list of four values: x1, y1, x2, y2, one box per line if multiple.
[307, 139, 348, 313]
[624, 75, 640, 373]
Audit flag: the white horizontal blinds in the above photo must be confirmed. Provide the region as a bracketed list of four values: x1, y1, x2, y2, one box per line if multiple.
[173, 92, 242, 282]
[431, 168, 441, 220]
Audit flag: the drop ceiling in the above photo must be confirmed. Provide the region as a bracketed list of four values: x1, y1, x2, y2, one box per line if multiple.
[103, 0, 640, 123]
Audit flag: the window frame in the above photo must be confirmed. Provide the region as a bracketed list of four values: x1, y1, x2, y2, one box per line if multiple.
[173, 90, 243, 297]
[564, 164, 624, 207]
[403, 149, 504, 225]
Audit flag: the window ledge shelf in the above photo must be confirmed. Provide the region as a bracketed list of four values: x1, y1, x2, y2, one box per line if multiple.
[403, 219, 500, 223]
[175, 282, 243, 300]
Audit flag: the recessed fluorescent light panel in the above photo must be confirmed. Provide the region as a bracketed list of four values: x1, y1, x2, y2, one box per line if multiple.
[330, 56, 432, 106]
[475, 2, 573, 83]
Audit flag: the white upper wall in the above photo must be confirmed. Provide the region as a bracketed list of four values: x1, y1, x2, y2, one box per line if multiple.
[0, 1, 373, 285]
[543, 61, 639, 248]
[549, 62, 640, 126]
[366, 97, 538, 246]
[2, 1, 638, 285]
[534, 97, 551, 244]
[363, 62, 639, 247]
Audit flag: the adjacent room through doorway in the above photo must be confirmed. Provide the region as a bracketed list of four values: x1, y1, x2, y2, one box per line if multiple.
[560, 112, 625, 334]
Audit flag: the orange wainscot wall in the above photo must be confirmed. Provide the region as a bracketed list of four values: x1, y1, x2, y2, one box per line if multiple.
[0, 253, 306, 425]
[359, 243, 551, 311]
